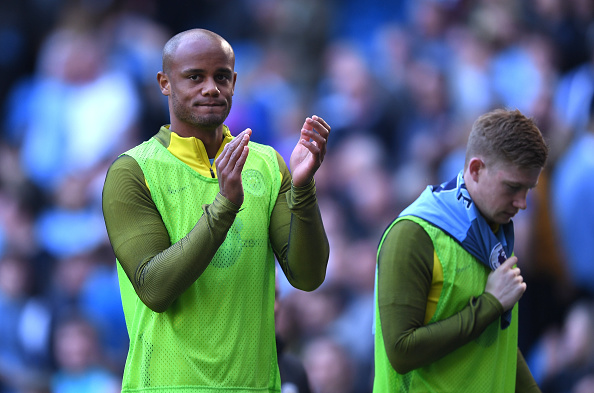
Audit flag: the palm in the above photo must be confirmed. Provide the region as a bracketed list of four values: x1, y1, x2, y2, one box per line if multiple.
[290, 142, 317, 187]
[288, 116, 330, 188]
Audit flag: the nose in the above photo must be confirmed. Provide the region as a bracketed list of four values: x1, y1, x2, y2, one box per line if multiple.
[202, 78, 220, 96]
[513, 190, 528, 210]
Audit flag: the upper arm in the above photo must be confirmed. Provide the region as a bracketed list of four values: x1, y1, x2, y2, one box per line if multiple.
[269, 152, 292, 259]
[102, 155, 171, 288]
[378, 219, 434, 333]
[276, 151, 292, 194]
[377, 219, 434, 372]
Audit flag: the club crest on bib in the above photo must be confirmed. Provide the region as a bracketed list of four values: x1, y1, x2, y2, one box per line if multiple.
[242, 169, 266, 197]
[489, 243, 507, 270]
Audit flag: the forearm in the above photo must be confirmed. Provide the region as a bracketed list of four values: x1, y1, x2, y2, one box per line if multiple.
[271, 180, 329, 291]
[133, 194, 239, 312]
[103, 155, 239, 312]
[382, 292, 502, 373]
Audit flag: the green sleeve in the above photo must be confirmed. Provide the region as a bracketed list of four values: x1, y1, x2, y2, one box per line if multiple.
[269, 152, 329, 291]
[377, 219, 504, 374]
[516, 349, 541, 392]
[102, 154, 239, 312]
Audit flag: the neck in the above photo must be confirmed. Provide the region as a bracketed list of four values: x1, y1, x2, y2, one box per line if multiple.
[462, 169, 494, 227]
[170, 123, 224, 158]
[462, 170, 473, 195]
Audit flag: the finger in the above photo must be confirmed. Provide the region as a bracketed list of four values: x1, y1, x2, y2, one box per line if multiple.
[511, 266, 521, 276]
[217, 131, 250, 167]
[234, 127, 252, 138]
[233, 145, 249, 172]
[302, 117, 314, 132]
[302, 117, 324, 136]
[301, 130, 326, 159]
[229, 128, 252, 149]
[299, 138, 321, 154]
[303, 118, 329, 142]
[223, 129, 251, 156]
[228, 134, 250, 166]
[308, 117, 330, 138]
[238, 127, 253, 138]
[301, 119, 328, 145]
[301, 126, 326, 145]
[216, 142, 233, 168]
[516, 273, 524, 283]
[226, 145, 249, 180]
[312, 115, 331, 133]
[499, 256, 518, 270]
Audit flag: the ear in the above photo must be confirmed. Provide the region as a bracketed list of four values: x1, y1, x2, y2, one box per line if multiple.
[157, 71, 170, 96]
[467, 157, 484, 183]
[231, 71, 237, 96]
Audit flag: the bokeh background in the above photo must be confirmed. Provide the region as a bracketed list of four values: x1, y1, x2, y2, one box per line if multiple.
[1, 0, 594, 392]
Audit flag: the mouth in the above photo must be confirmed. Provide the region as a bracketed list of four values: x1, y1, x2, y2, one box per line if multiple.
[197, 101, 225, 107]
[504, 211, 518, 219]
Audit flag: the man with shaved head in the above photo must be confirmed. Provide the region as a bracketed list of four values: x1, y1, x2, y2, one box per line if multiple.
[102, 29, 331, 392]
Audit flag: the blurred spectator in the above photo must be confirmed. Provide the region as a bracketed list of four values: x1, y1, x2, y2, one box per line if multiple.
[327, 133, 394, 239]
[446, 25, 496, 125]
[249, 0, 329, 95]
[314, 40, 401, 158]
[78, 245, 128, 373]
[104, 3, 172, 138]
[528, 300, 594, 392]
[370, 24, 414, 102]
[4, 21, 140, 193]
[0, 186, 40, 262]
[550, 95, 594, 297]
[302, 336, 355, 393]
[553, 21, 594, 139]
[226, 43, 301, 150]
[34, 175, 107, 261]
[524, 0, 593, 73]
[573, 374, 594, 393]
[50, 314, 120, 393]
[326, 239, 377, 393]
[0, 254, 52, 392]
[275, 271, 312, 393]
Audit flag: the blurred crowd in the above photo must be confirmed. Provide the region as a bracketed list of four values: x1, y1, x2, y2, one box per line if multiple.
[0, 0, 594, 392]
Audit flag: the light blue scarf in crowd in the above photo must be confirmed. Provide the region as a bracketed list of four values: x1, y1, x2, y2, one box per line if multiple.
[400, 170, 514, 329]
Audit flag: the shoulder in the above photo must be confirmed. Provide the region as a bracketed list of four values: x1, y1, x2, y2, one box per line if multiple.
[379, 218, 434, 269]
[383, 218, 432, 246]
[104, 154, 147, 194]
[106, 154, 143, 180]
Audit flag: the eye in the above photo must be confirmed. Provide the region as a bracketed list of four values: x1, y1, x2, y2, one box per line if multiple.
[189, 75, 199, 81]
[506, 184, 521, 192]
[216, 74, 230, 82]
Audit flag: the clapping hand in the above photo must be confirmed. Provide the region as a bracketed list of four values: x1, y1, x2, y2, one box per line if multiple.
[289, 116, 331, 187]
[216, 128, 251, 206]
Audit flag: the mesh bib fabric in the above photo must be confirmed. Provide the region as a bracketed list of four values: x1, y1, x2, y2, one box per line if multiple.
[118, 137, 282, 393]
[374, 216, 518, 393]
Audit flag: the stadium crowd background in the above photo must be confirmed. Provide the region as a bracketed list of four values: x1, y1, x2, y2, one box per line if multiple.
[1, 0, 594, 392]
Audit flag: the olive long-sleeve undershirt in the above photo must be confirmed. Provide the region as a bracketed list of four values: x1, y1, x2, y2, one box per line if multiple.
[377, 219, 540, 392]
[102, 138, 329, 313]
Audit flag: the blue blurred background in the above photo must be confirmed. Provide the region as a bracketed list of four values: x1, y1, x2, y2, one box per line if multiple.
[1, 0, 594, 392]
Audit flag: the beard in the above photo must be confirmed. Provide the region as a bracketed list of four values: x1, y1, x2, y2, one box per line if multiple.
[170, 91, 231, 129]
